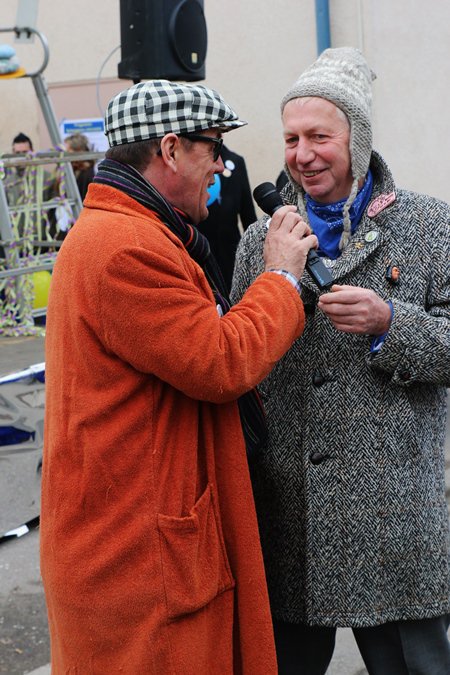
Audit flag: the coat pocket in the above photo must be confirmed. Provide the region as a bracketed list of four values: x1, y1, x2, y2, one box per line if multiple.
[157, 483, 235, 621]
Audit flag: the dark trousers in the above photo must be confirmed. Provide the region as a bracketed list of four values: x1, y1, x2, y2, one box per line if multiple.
[273, 615, 450, 675]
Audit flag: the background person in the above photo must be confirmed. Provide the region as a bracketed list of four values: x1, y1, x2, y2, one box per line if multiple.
[232, 47, 450, 675]
[40, 79, 318, 674]
[197, 144, 256, 292]
[3, 132, 55, 243]
[48, 133, 96, 237]
[3, 132, 34, 203]
[64, 132, 95, 201]
[12, 131, 33, 154]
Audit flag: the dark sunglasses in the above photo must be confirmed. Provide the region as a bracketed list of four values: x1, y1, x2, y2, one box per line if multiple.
[178, 134, 223, 162]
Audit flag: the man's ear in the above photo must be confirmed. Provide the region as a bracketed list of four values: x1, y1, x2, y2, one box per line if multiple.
[159, 134, 181, 172]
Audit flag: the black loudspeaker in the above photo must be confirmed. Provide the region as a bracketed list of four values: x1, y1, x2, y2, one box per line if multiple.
[118, 0, 207, 82]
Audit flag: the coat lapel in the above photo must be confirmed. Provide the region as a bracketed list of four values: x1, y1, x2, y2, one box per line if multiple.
[301, 174, 398, 291]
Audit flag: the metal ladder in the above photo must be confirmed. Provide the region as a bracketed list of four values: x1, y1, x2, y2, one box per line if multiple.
[0, 25, 83, 231]
[0, 25, 87, 326]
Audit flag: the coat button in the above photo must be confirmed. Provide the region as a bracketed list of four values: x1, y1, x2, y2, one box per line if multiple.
[312, 372, 325, 386]
[399, 370, 411, 381]
[310, 452, 325, 465]
[303, 303, 316, 316]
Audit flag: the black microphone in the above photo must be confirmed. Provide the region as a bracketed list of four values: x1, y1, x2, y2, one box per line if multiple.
[253, 182, 333, 291]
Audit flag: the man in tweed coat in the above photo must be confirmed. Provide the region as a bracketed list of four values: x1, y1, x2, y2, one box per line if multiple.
[232, 47, 450, 674]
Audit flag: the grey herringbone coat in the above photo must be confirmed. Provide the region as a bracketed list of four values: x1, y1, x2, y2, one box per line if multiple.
[231, 152, 450, 627]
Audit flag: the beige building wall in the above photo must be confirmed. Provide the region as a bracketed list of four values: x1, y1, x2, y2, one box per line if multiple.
[0, 0, 449, 204]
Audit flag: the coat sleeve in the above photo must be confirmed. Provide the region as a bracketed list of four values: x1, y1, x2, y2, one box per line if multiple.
[368, 198, 450, 387]
[231, 219, 267, 303]
[97, 235, 305, 403]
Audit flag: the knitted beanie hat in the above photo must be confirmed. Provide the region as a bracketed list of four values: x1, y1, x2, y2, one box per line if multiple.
[281, 47, 376, 251]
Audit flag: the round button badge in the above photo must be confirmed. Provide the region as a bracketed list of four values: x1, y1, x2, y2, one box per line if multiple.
[365, 230, 379, 243]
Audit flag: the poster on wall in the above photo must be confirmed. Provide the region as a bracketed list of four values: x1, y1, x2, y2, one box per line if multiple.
[59, 118, 108, 152]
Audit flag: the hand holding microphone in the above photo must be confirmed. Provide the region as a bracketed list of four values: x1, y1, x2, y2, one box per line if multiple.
[261, 203, 317, 282]
[254, 182, 333, 290]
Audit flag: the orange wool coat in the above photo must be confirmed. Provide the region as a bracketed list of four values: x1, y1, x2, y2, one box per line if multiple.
[40, 184, 305, 674]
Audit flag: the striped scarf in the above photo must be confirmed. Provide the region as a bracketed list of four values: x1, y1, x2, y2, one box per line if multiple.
[94, 159, 267, 457]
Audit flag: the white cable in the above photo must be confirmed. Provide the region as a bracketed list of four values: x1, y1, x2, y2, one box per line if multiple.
[96, 44, 122, 117]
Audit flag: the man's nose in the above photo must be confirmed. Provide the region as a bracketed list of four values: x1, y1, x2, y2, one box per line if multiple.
[215, 155, 225, 172]
[296, 138, 315, 164]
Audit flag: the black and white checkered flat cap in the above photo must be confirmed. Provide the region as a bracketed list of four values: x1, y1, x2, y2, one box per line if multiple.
[105, 80, 247, 147]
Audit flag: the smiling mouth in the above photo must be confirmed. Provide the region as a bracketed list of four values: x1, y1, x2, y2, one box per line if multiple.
[303, 169, 324, 178]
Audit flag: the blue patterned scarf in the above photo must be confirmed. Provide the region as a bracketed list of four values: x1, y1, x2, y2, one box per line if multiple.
[306, 170, 373, 259]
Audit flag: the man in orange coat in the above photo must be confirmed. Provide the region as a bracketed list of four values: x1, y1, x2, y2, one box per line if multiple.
[40, 80, 317, 674]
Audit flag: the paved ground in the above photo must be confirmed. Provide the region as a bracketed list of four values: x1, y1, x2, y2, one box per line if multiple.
[0, 336, 46, 675]
[0, 334, 448, 675]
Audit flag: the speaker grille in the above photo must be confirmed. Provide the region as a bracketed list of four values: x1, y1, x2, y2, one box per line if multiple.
[170, 0, 207, 72]
[118, 0, 207, 82]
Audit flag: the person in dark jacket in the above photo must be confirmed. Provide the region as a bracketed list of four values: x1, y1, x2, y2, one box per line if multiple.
[232, 47, 450, 675]
[197, 144, 256, 291]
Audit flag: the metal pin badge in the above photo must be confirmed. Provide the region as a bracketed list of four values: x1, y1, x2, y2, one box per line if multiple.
[386, 265, 400, 284]
[365, 230, 379, 243]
